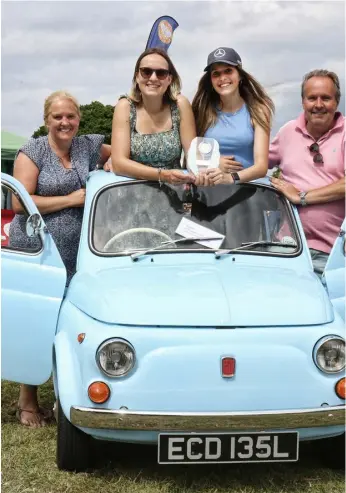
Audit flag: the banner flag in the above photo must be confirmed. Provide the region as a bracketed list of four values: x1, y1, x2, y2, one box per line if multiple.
[145, 16, 179, 52]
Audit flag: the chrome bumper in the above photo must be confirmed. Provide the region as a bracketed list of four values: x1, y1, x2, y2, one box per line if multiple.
[70, 405, 346, 431]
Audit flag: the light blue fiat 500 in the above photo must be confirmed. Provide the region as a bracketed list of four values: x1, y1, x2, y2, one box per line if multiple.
[1, 171, 345, 472]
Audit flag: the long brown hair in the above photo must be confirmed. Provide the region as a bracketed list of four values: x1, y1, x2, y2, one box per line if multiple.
[129, 48, 181, 105]
[192, 65, 274, 136]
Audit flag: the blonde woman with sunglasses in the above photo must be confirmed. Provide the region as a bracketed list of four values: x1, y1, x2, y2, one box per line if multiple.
[192, 47, 274, 186]
[111, 48, 196, 185]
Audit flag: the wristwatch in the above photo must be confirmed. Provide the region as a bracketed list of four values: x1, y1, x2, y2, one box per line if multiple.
[299, 191, 307, 206]
[231, 172, 241, 184]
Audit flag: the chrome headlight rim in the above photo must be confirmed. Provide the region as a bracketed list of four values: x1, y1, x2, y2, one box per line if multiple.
[96, 337, 136, 378]
[313, 335, 345, 374]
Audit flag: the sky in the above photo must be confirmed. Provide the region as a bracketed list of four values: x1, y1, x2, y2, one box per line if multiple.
[1, 0, 345, 139]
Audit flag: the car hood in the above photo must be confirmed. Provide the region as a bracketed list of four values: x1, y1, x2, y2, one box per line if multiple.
[66, 264, 333, 326]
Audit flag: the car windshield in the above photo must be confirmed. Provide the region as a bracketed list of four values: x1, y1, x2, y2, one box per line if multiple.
[91, 182, 300, 256]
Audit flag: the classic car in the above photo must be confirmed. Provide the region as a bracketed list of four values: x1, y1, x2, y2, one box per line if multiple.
[1, 170, 345, 472]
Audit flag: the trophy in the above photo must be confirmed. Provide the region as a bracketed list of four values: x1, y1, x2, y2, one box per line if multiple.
[187, 137, 220, 176]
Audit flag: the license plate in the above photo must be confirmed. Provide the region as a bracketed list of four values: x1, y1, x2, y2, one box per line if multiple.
[158, 431, 299, 464]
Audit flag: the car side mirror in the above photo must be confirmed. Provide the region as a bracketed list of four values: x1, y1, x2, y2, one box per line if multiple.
[26, 213, 43, 237]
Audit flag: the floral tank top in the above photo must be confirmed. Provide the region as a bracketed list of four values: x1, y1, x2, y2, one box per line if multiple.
[119, 95, 182, 169]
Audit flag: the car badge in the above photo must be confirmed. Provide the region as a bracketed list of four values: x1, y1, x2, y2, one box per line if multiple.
[221, 357, 236, 378]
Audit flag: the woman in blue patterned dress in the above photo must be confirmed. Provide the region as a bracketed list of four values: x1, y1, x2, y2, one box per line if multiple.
[111, 48, 196, 185]
[9, 90, 111, 427]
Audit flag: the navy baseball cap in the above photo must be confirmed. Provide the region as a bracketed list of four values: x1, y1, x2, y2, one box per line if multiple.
[204, 47, 242, 71]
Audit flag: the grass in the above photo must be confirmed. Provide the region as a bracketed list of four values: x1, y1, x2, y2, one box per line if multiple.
[2, 380, 345, 493]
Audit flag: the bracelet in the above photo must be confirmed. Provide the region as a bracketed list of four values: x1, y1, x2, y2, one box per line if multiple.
[158, 167, 162, 187]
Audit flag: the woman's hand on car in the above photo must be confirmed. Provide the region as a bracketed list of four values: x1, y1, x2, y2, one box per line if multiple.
[162, 170, 196, 185]
[103, 158, 113, 172]
[68, 188, 86, 207]
[219, 156, 243, 174]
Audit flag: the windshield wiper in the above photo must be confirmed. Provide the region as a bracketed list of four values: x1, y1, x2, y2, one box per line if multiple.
[131, 236, 222, 261]
[214, 240, 297, 258]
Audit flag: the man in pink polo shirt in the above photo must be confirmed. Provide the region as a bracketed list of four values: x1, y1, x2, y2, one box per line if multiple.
[269, 69, 345, 276]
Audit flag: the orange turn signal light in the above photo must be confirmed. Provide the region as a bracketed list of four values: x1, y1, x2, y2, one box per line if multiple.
[335, 377, 346, 400]
[88, 381, 110, 404]
[77, 333, 86, 344]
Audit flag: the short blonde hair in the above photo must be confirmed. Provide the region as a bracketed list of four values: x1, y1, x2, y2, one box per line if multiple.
[44, 90, 81, 124]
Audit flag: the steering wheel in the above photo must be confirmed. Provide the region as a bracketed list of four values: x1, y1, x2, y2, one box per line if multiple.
[103, 227, 175, 252]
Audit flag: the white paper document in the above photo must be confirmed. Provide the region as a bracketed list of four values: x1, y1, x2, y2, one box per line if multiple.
[175, 217, 225, 249]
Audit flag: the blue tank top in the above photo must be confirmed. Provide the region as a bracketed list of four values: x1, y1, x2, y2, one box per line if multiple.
[204, 104, 254, 168]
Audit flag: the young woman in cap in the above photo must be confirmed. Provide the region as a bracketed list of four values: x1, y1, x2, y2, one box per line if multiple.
[111, 48, 196, 185]
[192, 47, 274, 185]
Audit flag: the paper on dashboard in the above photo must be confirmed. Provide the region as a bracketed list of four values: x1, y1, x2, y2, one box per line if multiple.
[175, 217, 225, 249]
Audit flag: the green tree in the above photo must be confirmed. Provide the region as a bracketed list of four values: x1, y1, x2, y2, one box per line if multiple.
[32, 125, 48, 138]
[32, 101, 114, 144]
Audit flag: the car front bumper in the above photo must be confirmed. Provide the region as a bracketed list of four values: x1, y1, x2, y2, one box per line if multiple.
[70, 405, 345, 431]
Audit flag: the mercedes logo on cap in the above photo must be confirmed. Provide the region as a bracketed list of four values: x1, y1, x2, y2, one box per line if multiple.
[214, 48, 225, 58]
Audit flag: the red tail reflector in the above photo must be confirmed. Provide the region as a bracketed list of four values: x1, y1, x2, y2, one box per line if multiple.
[221, 357, 236, 378]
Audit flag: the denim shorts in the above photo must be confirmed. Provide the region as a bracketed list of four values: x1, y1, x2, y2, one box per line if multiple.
[309, 248, 329, 278]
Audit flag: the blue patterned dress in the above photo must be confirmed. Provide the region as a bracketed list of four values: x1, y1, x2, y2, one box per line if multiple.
[9, 134, 104, 283]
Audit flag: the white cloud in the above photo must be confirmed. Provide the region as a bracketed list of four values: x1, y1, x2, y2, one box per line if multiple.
[1, 0, 345, 137]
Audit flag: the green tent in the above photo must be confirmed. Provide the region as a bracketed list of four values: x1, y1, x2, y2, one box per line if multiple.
[1, 130, 28, 174]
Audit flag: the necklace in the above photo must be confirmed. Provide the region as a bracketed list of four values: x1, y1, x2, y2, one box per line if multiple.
[58, 155, 72, 169]
[48, 137, 72, 168]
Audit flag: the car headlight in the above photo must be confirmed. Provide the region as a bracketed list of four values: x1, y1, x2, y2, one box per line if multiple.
[96, 338, 135, 377]
[314, 336, 345, 374]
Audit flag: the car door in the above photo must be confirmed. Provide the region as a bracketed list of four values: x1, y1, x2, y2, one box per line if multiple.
[1, 173, 66, 385]
[323, 218, 345, 321]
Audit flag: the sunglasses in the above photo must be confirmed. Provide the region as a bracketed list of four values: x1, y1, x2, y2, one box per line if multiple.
[211, 67, 234, 79]
[139, 67, 170, 80]
[309, 143, 324, 164]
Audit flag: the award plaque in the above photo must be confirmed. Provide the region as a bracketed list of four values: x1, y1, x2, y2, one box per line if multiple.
[187, 137, 220, 176]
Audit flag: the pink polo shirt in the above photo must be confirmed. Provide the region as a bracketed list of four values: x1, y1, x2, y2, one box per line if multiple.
[269, 112, 345, 253]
